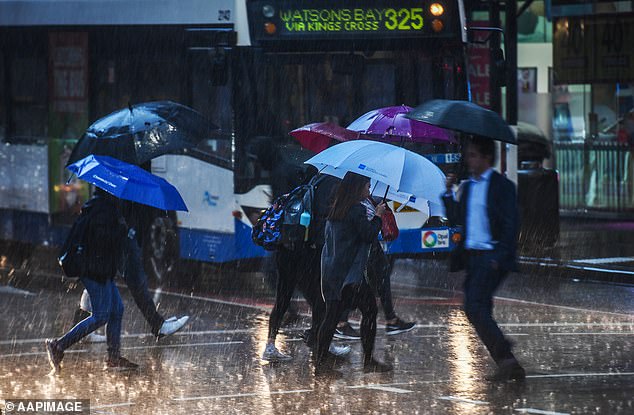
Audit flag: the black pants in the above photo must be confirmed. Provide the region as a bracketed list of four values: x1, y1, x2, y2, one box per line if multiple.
[464, 251, 514, 364]
[267, 245, 325, 342]
[124, 236, 164, 335]
[318, 283, 378, 363]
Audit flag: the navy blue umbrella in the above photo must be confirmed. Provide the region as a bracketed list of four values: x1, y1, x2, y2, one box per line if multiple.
[67, 155, 188, 212]
[405, 99, 516, 144]
[67, 101, 219, 166]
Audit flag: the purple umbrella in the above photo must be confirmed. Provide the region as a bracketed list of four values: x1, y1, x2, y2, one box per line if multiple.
[347, 105, 455, 143]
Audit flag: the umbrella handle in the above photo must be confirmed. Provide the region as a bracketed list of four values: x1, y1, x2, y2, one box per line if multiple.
[382, 185, 389, 202]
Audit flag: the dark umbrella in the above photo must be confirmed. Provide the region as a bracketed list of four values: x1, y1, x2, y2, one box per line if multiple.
[515, 121, 551, 161]
[405, 99, 516, 144]
[67, 101, 219, 166]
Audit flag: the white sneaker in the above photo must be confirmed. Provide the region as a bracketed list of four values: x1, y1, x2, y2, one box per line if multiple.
[329, 344, 351, 357]
[82, 332, 107, 343]
[262, 344, 292, 362]
[158, 316, 190, 337]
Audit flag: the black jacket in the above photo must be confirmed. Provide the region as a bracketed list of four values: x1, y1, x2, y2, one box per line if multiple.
[82, 195, 127, 282]
[442, 170, 519, 272]
[309, 175, 341, 247]
[321, 204, 382, 301]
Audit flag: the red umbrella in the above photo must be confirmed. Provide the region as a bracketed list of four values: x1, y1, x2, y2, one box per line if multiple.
[289, 122, 360, 153]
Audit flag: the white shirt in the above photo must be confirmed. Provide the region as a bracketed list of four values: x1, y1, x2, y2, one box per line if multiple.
[465, 168, 494, 250]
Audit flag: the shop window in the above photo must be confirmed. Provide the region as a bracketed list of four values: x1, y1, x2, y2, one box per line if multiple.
[10, 56, 47, 142]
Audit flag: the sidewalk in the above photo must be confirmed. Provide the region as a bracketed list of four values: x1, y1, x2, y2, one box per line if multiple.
[519, 217, 634, 284]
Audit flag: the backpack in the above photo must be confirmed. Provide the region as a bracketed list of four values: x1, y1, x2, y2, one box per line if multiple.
[58, 208, 93, 280]
[58, 197, 125, 281]
[252, 175, 326, 251]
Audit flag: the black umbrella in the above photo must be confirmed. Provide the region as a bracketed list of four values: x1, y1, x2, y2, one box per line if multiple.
[67, 101, 219, 166]
[405, 99, 516, 144]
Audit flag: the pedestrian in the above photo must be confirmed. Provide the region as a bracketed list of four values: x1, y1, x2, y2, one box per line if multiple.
[442, 135, 525, 381]
[335, 196, 416, 340]
[316, 172, 392, 374]
[262, 173, 351, 361]
[46, 188, 137, 373]
[70, 201, 189, 340]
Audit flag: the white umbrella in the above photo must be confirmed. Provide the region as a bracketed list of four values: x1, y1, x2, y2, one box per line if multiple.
[305, 140, 446, 209]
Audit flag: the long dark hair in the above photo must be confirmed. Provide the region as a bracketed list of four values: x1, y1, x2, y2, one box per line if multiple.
[328, 172, 369, 221]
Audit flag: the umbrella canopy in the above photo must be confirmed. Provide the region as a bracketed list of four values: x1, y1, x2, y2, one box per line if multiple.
[289, 122, 360, 153]
[67, 101, 219, 166]
[406, 99, 516, 144]
[67, 155, 188, 211]
[347, 105, 455, 143]
[304, 140, 446, 208]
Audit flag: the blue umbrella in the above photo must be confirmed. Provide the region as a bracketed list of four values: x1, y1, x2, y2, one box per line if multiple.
[67, 155, 188, 212]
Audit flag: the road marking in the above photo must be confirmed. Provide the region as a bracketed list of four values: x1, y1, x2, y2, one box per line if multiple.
[549, 332, 634, 336]
[0, 349, 88, 358]
[526, 372, 634, 379]
[172, 389, 313, 401]
[0, 341, 241, 358]
[515, 408, 569, 415]
[438, 396, 488, 405]
[0, 285, 36, 296]
[91, 402, 135, 409]
[360, 385, 413, 393]
[122, 341, 243, 350]
[572, 256, 634, 264]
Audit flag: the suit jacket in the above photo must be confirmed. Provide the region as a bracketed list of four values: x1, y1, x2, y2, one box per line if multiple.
[442, 170, 519, 272]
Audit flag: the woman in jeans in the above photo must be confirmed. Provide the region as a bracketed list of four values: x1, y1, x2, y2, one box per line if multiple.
[46, 189, 137, 373]
[316, 172, 392, 374]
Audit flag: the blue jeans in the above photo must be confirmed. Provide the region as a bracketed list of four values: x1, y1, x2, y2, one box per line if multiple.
[463, 251, 514, 364]
[58, 277, 123, 359]
[124, 235, 164, 335]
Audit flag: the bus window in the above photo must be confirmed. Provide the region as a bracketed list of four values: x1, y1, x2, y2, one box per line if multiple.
[190, 49, 233, 163]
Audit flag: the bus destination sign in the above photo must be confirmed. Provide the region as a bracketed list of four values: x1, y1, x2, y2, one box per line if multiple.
[248, 0, 456, 42]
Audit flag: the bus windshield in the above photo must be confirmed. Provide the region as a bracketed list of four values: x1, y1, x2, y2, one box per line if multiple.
[235, 47, 467, 193]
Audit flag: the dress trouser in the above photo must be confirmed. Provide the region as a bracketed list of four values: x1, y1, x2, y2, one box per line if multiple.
[58, 277, 123, 359]
[123, 235, 164, 335]
[317, 283, 378, 363]
[267, 245, 325, 342]
[463, 251, 514, 364]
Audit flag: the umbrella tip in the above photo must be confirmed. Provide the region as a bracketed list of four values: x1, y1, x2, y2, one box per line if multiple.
[128, 102, 133, 114]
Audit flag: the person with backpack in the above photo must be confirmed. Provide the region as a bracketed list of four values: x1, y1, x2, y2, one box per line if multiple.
[261, 172, 351, 361]
[316, 172, 392, 374]
[46, 188, 138, 373]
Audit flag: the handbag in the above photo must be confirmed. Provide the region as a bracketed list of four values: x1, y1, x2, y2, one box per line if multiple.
[380, 205, 399, 242]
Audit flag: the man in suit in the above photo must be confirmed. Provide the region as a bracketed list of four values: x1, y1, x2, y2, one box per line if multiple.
[442, 135, 525, 381]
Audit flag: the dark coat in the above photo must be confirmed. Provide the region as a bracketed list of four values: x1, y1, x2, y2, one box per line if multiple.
[82, 195, 127, 282]
[442, 170, 519, 272]
[321, 204, 382, 301]
[309, 175, 341, 247]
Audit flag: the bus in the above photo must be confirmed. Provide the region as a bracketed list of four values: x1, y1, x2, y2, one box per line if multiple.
[0, 0, 470, 282]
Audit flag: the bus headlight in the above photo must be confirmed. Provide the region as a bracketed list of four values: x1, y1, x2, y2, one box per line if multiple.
[264, 22, 277, 35]
[262, 5, 275, 18]
[430, 3, 444, 16]
[431, 19, 444, 32]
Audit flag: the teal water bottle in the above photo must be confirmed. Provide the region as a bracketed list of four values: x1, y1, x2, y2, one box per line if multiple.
[300, 211, 311, 241]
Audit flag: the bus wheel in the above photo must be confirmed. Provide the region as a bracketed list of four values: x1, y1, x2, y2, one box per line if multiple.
[144, 215, 178, 284]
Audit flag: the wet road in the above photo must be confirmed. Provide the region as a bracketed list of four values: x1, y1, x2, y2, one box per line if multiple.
[1, 257, 632, 415]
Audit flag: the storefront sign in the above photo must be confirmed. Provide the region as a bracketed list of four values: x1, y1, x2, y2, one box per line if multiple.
[553, 14, 634, 83]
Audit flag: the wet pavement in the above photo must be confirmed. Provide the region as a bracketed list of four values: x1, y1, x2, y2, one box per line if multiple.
[0, 251, 632, 414]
